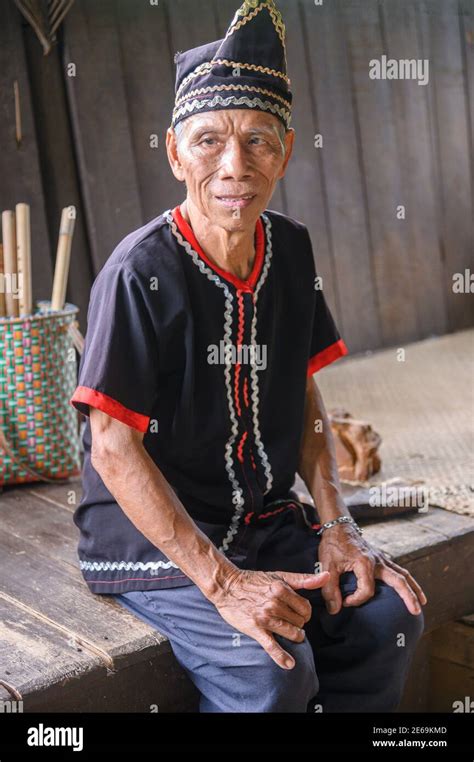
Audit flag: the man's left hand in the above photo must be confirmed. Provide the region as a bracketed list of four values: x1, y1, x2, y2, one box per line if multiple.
[317, 523, 427, 616]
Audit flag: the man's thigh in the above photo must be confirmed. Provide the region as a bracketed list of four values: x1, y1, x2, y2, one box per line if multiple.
[301, 572, 425, 711]
[115, 585, 263, 670]
[113, 585, 319, 712]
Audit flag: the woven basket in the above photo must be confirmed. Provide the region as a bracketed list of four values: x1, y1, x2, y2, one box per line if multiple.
[0, 300, 82, 487]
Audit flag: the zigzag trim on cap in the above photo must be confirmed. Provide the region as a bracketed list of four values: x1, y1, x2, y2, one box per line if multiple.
[175, 58, 290, 103]
[174, 82, 292, 111]
[172, 93, 291, 128]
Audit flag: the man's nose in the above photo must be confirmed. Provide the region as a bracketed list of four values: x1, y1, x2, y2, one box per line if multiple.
[218, 138, 253, 178]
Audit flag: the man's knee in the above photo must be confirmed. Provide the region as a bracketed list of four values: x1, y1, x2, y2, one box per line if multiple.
[373, 581, 425, 655]
[252, 635, 319, 712]
[191, 628, 319, 712]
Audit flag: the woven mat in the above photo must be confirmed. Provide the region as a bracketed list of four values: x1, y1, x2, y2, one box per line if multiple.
[318, 328, 474, 518]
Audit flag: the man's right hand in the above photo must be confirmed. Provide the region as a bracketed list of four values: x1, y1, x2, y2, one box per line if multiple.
[212, 569, 330, 670]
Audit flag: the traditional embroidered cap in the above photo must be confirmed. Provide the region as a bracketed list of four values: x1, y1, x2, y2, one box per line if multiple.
[171, 0, 292, 132]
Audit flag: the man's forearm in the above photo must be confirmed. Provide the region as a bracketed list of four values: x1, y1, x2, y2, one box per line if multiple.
[297, 376, 350, 522]
[92, 441, 238, 603]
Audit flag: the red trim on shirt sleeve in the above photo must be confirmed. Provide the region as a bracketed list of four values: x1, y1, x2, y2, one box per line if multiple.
[307, 339, 349, 377]
[70, 386, 150, 433]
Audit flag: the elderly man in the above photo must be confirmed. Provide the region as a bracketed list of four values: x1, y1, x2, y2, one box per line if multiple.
[70, 0, 425, 713]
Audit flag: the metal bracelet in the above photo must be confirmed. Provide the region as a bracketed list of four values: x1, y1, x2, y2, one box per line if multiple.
[316, 515, 363, 536]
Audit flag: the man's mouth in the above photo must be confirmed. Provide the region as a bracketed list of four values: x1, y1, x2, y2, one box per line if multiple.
[215, 194, 256, 207]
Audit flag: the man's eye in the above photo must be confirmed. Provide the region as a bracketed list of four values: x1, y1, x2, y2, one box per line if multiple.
[198, 136, 264, 146]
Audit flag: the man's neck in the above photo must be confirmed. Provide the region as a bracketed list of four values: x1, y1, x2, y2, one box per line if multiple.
[180, 199, 256, 281]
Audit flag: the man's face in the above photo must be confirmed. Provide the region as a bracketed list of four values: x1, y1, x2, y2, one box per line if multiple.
[166, 109, 294, 230]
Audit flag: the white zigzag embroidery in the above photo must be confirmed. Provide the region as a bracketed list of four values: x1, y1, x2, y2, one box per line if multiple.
[164, 209, 274, 550]
[248, 213, 274, 494]
[221, 291, 246, 551]
[80, 560, 179, 574]
[164, 209, 245, 551]
[173, 94, 291, 129]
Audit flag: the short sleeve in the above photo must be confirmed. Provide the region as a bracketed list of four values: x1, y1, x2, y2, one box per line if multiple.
[70, 264, 158, 433]
[304, 230, 349, 377]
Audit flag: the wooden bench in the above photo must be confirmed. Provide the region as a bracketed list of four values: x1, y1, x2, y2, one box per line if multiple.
[0, 478, 473, 712]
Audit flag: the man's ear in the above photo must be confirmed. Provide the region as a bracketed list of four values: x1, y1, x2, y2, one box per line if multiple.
[166, 127, 186, 182]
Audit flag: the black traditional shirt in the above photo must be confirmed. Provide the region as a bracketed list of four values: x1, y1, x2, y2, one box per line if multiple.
[70, 205, 348, 594]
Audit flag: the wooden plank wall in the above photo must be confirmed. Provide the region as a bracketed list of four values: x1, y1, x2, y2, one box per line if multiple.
[0, 0, 472, 352]
[0, 2, 53, 304]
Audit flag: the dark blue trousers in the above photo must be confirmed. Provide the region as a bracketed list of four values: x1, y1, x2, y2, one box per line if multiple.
[113, 506, 424, 712]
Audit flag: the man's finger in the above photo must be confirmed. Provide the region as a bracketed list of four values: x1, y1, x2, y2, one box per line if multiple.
[382, 560, 428, 606]
[254, 630, 296, 670]
[376, 566, 422, 615]
[342, 561, 375, 607]
[264, 616, 306, 644]
[279, 570, 331, 591]
[320, 566, 342, 614]
[256, 600, 307, 630]
[271, 571, 330, 621]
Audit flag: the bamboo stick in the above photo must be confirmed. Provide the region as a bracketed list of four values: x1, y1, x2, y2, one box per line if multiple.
[16, 202, 32, 316]
[51, 205, 75, 311]
[1, 211, 19, 317]
[0, 244, 6, 318]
